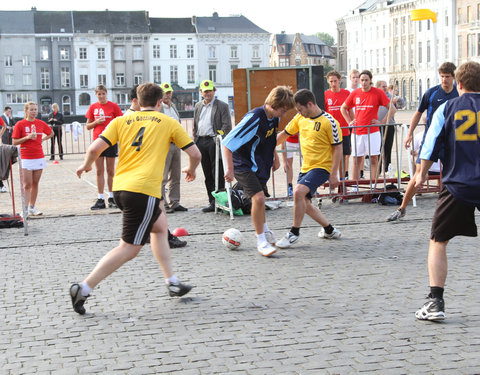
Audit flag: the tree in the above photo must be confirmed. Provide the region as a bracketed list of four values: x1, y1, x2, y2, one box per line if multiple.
[315, 32, 335, 46]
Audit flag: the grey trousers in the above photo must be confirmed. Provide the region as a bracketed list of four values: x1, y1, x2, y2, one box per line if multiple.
[161, 143, 181, 208]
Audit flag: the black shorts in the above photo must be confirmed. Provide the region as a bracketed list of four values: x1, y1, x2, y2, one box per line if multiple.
[234, 170, 268, 198]
[101, 144, 118, 158]
[113, 191, 161, 245]
[431, 186, 480, 242]
[342, 134, 351, 156]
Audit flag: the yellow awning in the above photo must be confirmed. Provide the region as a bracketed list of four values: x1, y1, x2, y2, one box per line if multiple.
[411, 9, 437, 23]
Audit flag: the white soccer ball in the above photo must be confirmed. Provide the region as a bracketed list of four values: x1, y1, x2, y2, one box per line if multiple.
[222, 228, 242, 250]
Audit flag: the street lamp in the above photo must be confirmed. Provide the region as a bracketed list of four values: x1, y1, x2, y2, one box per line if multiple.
[411, 8, 438, 84]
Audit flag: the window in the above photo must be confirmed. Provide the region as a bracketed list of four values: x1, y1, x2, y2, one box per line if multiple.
[41, 67, 50, 89]
[468, 6, 472, 23]
[22, 55, 31, 66]
[427, 20, 431, 30]
[230, 46, 238, 58]
[79, 93, 91, 106]
[252, 45, 259, 58]
[23, 73, 32, 86]
[62, 95, 71, 115]
[6, 92, 33, 104]
[5, 74, 14, 86]
[478, 4, 480, 21]
[427, 40, 431, 62]
[80, 74, 88, 88]
[445, 10, 449, 27]
[60, 47, 70, 60]
[458, 35, 463, 58]
[477, 35, 480, 56]
[230, 64, 238, 82]
[61, 67, 70, 88]
[458, 8, 463, 24]
[116, 73, 125, 87]
[134, 74, 143, 85]
[170, 65, 178, 83]
[468, 34, 475, 57]
[279, 58, 288, 67]
[170, 45, 177, 59]
[4, 56, 12, 66]
[427, 78, 430, 90]
[114, 46, 125, 60]
[133, 46, 143, 60]
[209, 46, 216, 58]
[79, 47, 87, 60]
[98, 74, 106, 86]
[153, 66, 161, 83]
[187, 44, 194, 58]
[153, 45, 161, 58]
[445, 38, 449, 59]
[418, 42, 422, 63]
[97, 48, 106, 60]
[115, 93, 128, 105]
[410, 79, 414, 102]
[187, 65, 195, 84]
[418, 20, 422, 32]
[418, 79, 423, 100]
[40, 46, 49, 60]
[208, 64, 216, 82]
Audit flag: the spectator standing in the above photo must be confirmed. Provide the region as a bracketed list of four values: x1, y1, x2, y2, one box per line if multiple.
[47, 103, 64, 161]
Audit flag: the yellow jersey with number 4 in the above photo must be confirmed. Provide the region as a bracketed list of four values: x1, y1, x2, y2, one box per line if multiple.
[100, 110, 193, 198]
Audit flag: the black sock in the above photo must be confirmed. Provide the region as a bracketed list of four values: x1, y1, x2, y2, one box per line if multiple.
[430, 286, 444, 299]
[323, 224, 334, 234]
[290, 226, 300, 236]
[288, 183, 293, 188]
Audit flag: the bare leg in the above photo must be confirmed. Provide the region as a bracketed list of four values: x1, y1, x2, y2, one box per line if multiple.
[95, 157, 105, 195]
[250, 191, 266, 235]
[305, 198, 330, 227]
[352, 156, 364, 182]
[370, 155, 379, 181]
[428, 239, 448, 287]
[399, 163, 421, 210]
[22, 169, 33, 208]
[105, 157, 116, 192]
[29, 169, 43, 207]
[286, 157, 293, 185]
[150, 203, 173, 279]
[292, 184, 309, 227]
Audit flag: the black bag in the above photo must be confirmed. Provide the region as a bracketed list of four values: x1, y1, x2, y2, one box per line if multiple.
[378, 184, 403, 206]
[231, 183, 252, 214]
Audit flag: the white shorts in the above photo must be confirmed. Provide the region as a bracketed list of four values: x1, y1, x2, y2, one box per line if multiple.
[285, 141, 300, 159]
[353, 132, 381, 157]
[22, 158, 47, 171]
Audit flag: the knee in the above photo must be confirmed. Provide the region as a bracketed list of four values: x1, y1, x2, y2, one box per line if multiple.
[251, 192, 265, 206]
[293, 186, 306, 201]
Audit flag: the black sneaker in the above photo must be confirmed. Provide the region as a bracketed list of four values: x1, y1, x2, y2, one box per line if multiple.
[91, 199, 106, 210]
[108, 197, 118, 209]
[173, 204, 188, 212]
[169, 235, 187, 248]
[167, 281, 192, 297]
[415, 295, 445, 321]
[70, 283, 89, 315]
[202, 203, 215, 213]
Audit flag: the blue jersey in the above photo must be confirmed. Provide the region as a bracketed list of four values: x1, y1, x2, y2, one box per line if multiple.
[418, 84, 459, 129]
[420, 93, 480, 206]
[223, 106, 279, 183]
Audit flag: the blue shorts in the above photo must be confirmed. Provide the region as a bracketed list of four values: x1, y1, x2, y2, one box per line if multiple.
[297, 168, 330, 199]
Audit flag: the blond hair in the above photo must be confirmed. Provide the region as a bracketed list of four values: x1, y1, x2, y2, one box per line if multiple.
[24, 101, 37, 119]
[264, 86, 295, 110]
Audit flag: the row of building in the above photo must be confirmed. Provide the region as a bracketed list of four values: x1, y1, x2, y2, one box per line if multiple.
[337, 0, 480, 109]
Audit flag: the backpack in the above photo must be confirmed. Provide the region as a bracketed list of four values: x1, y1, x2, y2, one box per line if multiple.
[377, 184, 403, 206]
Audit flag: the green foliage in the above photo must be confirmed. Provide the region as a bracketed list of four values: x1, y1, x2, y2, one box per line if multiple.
[315, 32, 335, 47]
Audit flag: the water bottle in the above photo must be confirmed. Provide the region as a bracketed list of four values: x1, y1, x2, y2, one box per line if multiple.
[387, 164, 394, 179]
[31, 124, 36, 137]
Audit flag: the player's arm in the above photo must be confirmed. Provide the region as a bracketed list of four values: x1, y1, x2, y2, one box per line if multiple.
[86, 117, 105, 130]
[381, 100, 397, 124]
[329, 144, 343, 189]
[223, 145, 234, 183]
[341, 103, 355, 125]
[76, 138, 110, 178]
[405, 111, 422, 149]
[42, 129, 54, 142]
[272, 149, 280, 172]
[181, 144, 201, 182]
[276, 130, 289, 146]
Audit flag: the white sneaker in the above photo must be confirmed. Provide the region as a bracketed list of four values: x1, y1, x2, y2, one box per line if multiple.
[318, 227, 341, 239]
[28, 206, 43, 216]
[0, 186, 7, 193]
[276, 232, 299, 248]
[257, 241, 277, 257]
[264, 230, 276, 245]
[351, 185, 359, 193]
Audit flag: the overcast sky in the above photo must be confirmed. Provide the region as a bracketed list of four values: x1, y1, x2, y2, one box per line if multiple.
[4, 0, 363, 39]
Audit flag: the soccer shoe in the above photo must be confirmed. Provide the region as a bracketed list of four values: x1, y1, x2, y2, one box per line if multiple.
[0, 186, 7, 193]
[318, 227, 342, 239]
[264, 230, 276, 245]
[257, 241, 277, 257]
[173, 204, 188, 212]
[167, 281, 193, 297]
[70, 283, 89, 315]
[91, 199, 106, 210]
[169, 235, 187, 248]
[108, 197, 118, 209]
[387, 208, 406, 222]
[202, 203, 215, 213]
[28, 206, 43, 216]
[415, 296, 445, 321]
[275, 232, 299, 248]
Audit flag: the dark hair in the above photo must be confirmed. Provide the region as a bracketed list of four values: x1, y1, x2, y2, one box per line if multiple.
[4, 106, 11, 111]
[137, 82, 164, 107]
[359, 70, 373, 80]
[438, 62, 456, 76]
[294, 89, 316, 106]
[326, 70, 342, 80]
[129, 85, 139, 100]
[455, 61, 480, 92]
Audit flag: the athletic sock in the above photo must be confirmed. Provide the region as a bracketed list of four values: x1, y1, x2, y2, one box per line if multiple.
[98, 194, 104, 200]
[256, 232, 266, 244]
[80, 281, 92, 297]
[108, 192, 114, 198]
[166, 275, 179, 285]
[323, 224, 334, 235]
[290, 226, 300, 236]
[430, 286, 444, 299]
[263, 223, 270, 233]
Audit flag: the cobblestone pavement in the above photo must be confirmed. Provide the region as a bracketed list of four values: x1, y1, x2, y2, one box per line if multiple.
[2, 110, 480, 374]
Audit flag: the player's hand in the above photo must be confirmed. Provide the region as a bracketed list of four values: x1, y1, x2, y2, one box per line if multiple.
[273, 157, 280, 172]
[371, 119, 381, 125]
[414, 172, 427, 188]
[182, 167, 196, 182]
[27, 132, 36, 140]
[329, 175, 339, 189]
[349, 119, 356, 126]
[76, 164, 91, 178]
[224, 169, 234, 183]
[97, 116, 106, 124]
[404, 134, 412, 149]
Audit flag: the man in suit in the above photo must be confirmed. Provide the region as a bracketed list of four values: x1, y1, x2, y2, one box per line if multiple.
[193, 80, 232, 212]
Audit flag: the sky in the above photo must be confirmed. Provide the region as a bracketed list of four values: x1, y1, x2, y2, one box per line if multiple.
[2, 0, 364, 39]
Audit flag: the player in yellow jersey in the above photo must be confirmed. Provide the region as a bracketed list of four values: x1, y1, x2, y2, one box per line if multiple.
[275, 89, 343, 248]
[70, 83, 201, 315]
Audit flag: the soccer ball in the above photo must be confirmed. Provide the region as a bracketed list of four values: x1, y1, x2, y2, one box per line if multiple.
[222, 228, 242, 250]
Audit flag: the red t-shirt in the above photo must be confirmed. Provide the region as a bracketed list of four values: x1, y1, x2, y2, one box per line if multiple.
[286, 133, 299, 143]
[86, 101, 123, 140]
[12, 119, 52, 159]
[0, 117, 4, 126]
[324, 89, 351, 136]
[345, 87, 390, 134]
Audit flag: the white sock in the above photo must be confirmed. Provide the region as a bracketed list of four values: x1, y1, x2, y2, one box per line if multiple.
[256, 232, 266, 244]
[263, 223, 270, 233]
[108, 192, 114, 198]
[98, 193, 104, 200]
[166, 275, 179, 285]
[80, 281, 92, 296]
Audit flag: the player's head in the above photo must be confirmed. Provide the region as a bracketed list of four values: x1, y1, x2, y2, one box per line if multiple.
[359, 70, 373, 91]
[376, 80, 388, 92]
[52, 103, 59, 112]
[129, 85, 140, 111]
[349, 69, 360, 87]
[455, 61, 480, 93]
[438, 62, 456, 90]
[327, 71, 342, 91]
[264, 86, 295, 117]
[294, 89, 317, 118]
[24, 101, 38, 119]
[95, 85, 108, 103]
[137, 82, 164, 108]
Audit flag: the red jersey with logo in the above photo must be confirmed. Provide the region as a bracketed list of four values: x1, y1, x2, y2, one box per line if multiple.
[86, 101, 123, 140]
[325, 89, 351, 136]
[345, 87, 390, 134]
[12, 119, 52, 159]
